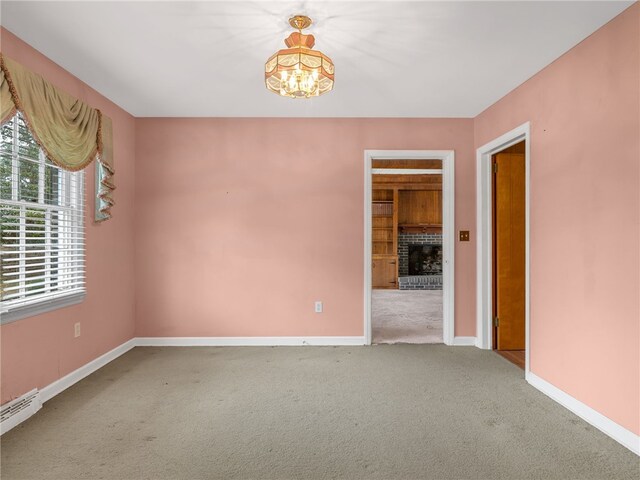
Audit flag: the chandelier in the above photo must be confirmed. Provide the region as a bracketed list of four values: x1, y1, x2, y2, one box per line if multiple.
[265, 15, 334, 99]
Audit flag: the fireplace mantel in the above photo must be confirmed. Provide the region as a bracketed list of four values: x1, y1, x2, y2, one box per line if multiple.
[398, 224, 442, 234]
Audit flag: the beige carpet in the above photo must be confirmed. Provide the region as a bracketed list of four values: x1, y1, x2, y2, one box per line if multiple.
[372, 289, 443, 344]
[2, 346, 638, 480]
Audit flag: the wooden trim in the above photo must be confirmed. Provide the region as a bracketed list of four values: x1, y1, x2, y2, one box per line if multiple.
[392, 189, 399, 258]
[373, 183, 442, 191]
[398, 224, 442, 234]
[372, 159, 442, 169]
[372, 168, 442, 174]
[492, 154, 498, 348]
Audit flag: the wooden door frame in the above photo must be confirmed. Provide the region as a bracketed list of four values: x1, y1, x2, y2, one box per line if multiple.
[475, 123, 531, 375]
[364, 150, 455, 346]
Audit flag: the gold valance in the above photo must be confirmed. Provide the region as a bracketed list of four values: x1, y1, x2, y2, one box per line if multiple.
[96, 116, 115, 222]
[0, 53, 114, 220]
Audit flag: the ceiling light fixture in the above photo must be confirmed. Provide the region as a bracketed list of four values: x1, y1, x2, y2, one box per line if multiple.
[265, 15, 334, 99]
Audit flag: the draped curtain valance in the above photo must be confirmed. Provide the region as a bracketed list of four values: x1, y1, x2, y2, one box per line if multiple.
[0, 53, 114, 221]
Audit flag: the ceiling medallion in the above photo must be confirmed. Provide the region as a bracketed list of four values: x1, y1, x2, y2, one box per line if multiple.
[265, 15, 335, 99]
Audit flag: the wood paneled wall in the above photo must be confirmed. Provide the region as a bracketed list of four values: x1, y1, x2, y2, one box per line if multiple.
[373, 174, 441, 189]
[372, 159, 443, 169]
[398, 190, 442, 226]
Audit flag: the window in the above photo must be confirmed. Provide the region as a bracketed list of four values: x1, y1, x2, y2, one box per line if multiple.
[0, 113, 85, 324]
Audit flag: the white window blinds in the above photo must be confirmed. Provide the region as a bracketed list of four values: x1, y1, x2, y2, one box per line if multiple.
[0, 112, 85, 323]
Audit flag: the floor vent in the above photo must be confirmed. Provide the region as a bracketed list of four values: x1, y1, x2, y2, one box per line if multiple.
[1, 388, 42, 435]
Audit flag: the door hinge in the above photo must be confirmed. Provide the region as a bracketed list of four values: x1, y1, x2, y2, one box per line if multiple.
[492, 163, 498, 173]
[493, 316, 499, 327]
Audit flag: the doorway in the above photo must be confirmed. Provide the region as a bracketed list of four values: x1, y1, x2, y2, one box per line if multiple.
[492, 141, 526, 368]
[364, 150, 455, 346]
[476, 123, 530, 375]
[371, 161, 443, 344]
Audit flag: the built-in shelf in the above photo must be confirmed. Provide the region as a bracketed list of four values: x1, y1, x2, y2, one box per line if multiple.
[372, 195, 395, 256]
[372, 201, 394, 217]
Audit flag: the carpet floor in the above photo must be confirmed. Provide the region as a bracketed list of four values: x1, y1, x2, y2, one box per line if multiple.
[1, 346, 638, 480]
[372, 290, 443, 344]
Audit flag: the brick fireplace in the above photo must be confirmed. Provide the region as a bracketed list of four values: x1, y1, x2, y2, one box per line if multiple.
[398, 232, 443, 290]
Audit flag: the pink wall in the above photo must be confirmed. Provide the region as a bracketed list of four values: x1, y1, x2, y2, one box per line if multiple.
[2, 3, 638, 442]
[475, 4, 639, 435]
[135, 119, 476, 338]
[0, 29, 137, 404]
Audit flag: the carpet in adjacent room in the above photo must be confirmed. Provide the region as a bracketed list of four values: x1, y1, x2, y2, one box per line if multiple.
[372, 289, 443, 344]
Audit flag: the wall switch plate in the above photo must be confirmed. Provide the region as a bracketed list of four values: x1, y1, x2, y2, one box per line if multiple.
[314, 301, 323, 313]
[459, 230, 470, 242]
[74, 322, 81, 338]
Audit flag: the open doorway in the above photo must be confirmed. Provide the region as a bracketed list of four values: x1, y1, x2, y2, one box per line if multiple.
[371, 160, 443, 344]
[492, 141, 526, 369]
[364, 150, 455, 346]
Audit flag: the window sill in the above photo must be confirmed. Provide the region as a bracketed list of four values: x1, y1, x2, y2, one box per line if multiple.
[0, 292, 86, 325]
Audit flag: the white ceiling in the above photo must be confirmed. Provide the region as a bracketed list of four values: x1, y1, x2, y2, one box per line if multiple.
[1, 1, 633, 117]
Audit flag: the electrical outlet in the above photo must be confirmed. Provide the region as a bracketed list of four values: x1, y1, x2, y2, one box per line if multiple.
[314, 301, 323, 313]
[459, 230, 470, 242]
[74, 322, 81, 338]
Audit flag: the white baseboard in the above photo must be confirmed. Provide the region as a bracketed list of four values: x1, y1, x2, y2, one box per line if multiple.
[40, 338, 136, 403]
[452, 336, 476, 346]
[135, 336, 367, 347]
[527, 372, 639, 456]
[7, 334, 364, 426]
[8, 336, 638, 457]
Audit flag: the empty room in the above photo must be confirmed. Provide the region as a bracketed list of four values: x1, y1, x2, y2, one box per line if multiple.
[0, 1, 639, 479]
